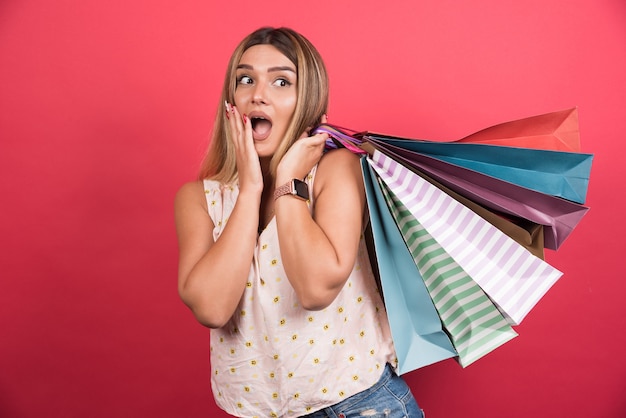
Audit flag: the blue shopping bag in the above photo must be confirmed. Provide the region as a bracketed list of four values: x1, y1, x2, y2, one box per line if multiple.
[361, 157, 457, 374]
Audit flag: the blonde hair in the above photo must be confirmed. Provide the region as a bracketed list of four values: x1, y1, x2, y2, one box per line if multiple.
[199, 27, 329, 182]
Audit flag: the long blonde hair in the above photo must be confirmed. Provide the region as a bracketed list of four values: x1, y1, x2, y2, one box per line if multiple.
[199, 27, 329, 183]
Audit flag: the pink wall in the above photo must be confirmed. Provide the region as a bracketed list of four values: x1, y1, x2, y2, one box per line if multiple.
[1, 1, 624, 417]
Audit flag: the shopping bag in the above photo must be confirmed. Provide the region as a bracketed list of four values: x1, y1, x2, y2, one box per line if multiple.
[320, 108, 581, 153]
[361, 158, 457, 374]
[317, 109, 591, 368]
[410, 167, 547, 259]
[317, 108, 593, 205]
[454, 108, 581, 152]
[368, 139, 589, 250]
[364, 134, 593, 204]
[369, 151, 563, 325]
[374, 169, 518, 367]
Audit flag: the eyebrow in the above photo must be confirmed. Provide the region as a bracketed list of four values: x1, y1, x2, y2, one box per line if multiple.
[236, 64, 296, 73]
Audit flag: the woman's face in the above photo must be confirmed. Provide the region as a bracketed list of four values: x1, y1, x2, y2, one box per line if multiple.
[234, 44, 298, 158]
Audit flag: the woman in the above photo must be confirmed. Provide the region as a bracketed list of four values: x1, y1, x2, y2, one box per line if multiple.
[175, 27, 423, 418]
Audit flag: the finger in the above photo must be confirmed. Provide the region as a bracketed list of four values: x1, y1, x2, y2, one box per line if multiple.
[312, 132, 329, 145]
[299, 131, 328, 146]
[225, 102, 237, 138]
[241, 112, 254, 150]
[229, 104, 245, 147]
[232, 108, 257, 163]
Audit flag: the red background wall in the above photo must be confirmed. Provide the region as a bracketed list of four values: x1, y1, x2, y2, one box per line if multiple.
[1, 1, 624, 417]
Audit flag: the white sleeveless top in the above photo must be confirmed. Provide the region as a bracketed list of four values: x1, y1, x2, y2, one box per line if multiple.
[204, 169, 396, 418]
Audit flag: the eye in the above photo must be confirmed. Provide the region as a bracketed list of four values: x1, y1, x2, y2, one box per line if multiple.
[272, 78, 292, 87]
[237, 75, 253, 85]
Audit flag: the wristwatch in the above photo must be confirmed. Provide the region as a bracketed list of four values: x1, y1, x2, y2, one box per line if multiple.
[274, 178, 309, 201]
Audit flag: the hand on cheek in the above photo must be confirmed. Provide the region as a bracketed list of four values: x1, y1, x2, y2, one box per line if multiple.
[225, 101, 263, 195]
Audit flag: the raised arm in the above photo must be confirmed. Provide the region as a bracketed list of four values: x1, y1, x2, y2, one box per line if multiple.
[275, 147, 366, 310]
[175, 181, 260, 328]
[175, 105, 264, 328]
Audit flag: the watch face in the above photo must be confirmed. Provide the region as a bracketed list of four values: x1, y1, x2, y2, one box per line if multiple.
[293, 179, 309, 200]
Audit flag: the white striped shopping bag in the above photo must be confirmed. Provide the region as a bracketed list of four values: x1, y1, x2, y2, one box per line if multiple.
[369, 150, 563, 326]
[377, 174, 517, 366]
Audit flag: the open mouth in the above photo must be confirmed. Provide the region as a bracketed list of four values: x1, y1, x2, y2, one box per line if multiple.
[251, 117, 272, 141]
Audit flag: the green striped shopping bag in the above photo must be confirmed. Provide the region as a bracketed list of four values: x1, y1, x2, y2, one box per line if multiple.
[377, 173, 517, 366]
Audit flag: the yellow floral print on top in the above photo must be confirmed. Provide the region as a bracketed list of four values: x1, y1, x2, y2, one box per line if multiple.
[203, 168, 396, 418]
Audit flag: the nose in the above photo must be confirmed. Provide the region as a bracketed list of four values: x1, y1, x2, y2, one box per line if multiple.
[251, 82, 268, 105]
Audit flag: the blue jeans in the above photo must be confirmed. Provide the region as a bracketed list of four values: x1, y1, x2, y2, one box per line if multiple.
[300, 364, 424, 418]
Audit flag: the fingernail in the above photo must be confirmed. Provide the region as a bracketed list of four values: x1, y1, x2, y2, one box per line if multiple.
[243, 114, 247, 124]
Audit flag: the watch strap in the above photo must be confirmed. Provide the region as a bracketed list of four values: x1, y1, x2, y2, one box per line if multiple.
[273, 181, 294, 200]
[274, 179, 309, 201]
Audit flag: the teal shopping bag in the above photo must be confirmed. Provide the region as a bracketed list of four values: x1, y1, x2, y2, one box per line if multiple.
[361, 158, 457, 374]
[366, 139, 588, 250]
[365, 135, 592, 204]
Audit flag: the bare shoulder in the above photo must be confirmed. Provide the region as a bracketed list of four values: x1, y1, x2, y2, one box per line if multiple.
[316, 148, 362, 177]
[175, 180, 208, 214]
[314, 148, 364, 199]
